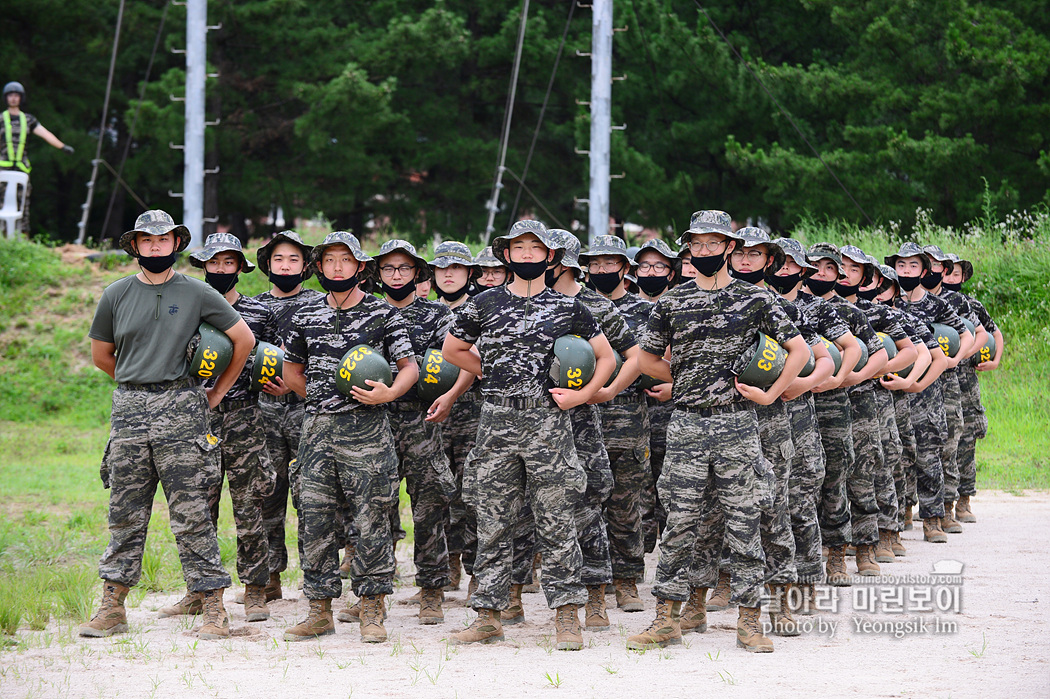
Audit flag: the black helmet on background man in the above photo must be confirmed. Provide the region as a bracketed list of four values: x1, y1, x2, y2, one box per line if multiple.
[3, 82, 26, 105]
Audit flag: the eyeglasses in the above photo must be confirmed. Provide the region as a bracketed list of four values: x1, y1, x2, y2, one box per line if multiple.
[379, 264, 415, 276]
[587, 261, 624, 273]
[687, 240, 727, 253]
[479, 268, 505, 277]
[729, 250, 767, 261]
[636, 262, 671, 273]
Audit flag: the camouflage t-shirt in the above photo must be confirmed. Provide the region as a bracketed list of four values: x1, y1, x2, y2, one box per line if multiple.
[611, 292, 655, 393]
[939, 289, 981, 328]
[965, 295, 997, 334]
[284, 293, 414, 414]
[451, 286, 601, 400]
[641, 280, 800, 410]
[777, 296, 820, 346]
[884, 304, 941, 352]
[894, 291, 968, 337]
[791, 291, 852, 344]
[255, 288, 325, 346]
[387, 297, 455, 405]
[826, 295, 884, 356]
[571, 287, 637, 356]
[203, 294, 279, 402]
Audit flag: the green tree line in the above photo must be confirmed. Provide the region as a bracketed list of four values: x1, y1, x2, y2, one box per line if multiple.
[3, 0, 1047, 245]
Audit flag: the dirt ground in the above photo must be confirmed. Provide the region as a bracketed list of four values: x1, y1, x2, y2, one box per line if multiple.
[2, 490, 1048, 698]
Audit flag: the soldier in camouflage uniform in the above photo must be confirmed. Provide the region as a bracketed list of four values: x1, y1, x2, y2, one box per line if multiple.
[82, 210, 256, 640]
[281, 231, 418, 644]
[442, 220, 616, 650]
[627, 211, 809, 654]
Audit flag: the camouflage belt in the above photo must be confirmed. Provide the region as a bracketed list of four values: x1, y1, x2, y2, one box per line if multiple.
[483, 396, 556, 410]
[260, 392, 302, 405]
[117, 378, 198, 392]
[457, 391, 482, 403]
[388, 401, 427, 412]
[214, 397, 258, 414]
[609, 392, 645, 405]
[675, 401, 753, 418]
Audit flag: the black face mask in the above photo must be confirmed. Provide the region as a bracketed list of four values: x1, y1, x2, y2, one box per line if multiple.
[941, 281, 962, 292]
[589, 271, 622, 295]
[920, 270, 943, 290]
[434, 282, 468, 303]
[319, 273, 359, 293]
[765, 272, 801, 294]
[835, 282, 860, 297]
[467, 282, 488, 296]
[857, 287, 881, 301]
[690, 253, 727, 278]
[637, 275, 670, 296]
[506, 259, 548, 281]
[382, 280, 416, 301]
[730, 268, 766, 284]
[269, 271, 303, 293]
[205, 271, 239, 294]
[898, 275, 923, 292]
[545, 267, 569, 289]
[138, 252, 177, 274]
[804, 278, 837, 296]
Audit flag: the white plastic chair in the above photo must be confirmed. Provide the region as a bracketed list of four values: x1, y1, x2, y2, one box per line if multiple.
[0, 170, 29, 239]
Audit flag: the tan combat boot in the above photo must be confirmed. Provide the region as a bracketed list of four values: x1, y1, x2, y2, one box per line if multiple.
[451, 608, 503, 645]
[554, 604, 583, 650]
[626, 598, 682, 650]
[585, 585, 609, 630]
[285, 598, 335, 641]
[338, 544, 355, 579]
[737, 605, 774, 652]
[855, 544, 881, 576]
[793, 584, 817, 616]
[522, 553, 542, 594]
[79, 581, 130, 638]
[768, 586, 800, 637]
[359, 594, 388, 643]
[198, 589, 230, 640]
[924, 518, 948, 543]
[613, 578, 644, 612]
[826, 545, 851, 586]
[243, 584, 270, 622]
[466, 575, 478, 602]
[955, 495, 977, 523]
[706, 570, 732, 610]
[419, 587, 444, 625]
[337, 597, 360, 622]
[445, 553, 462, 591]
[158, 591, 202, 619]
[503, 583, 525, 625]
[264, 572, 283, 601]
[679, 587, 708, 634]
[874, 530, 896, 564]
[903, 505, 914, 530]
[891, 531, 907, 557]
[941, 502, 963, 534]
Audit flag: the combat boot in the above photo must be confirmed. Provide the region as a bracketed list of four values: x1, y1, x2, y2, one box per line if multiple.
[956, 495, 977, 523]
[626, 598, 682, 650]
[792, 584, 817, 616]
[466, 575, 478, 602]
[445, 553, 462, 591]
[737, 606, 774, 652]
[336, 597, 360, 622]
[158, 591, 202, 619]
[891, 531, 907, 557]
[554, 605, 583, 651]
[613, 578, 644, 612]
[263, 572, 283, 601]
[941, 502, 963, 533]
[855, 544, 881, 576]
[451, 608, 503, 645]
[198, 589, 230, 640]
[338, 544, 355, 579]
[924, 517, 948, 543]
[503, 584, 525, 625]
[874, 530, 896, 563]
[419, 587, 444, 625]
[768, 586, 800, 637]
[826, 545, 851, 586]
[679, 587, 708, 634]
[243, 584, 270, 622]
[585, 585, 609, 630]
[359, 594, 388, 643]
[285, 599, 335, 641]
[706, 570, 732, 611]
[522, 553, 542, 593]
[79, 581, 130, 638]
[903, 505, 914, 530]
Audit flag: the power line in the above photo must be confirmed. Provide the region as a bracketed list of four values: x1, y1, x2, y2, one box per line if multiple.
[502, 166, 567, 230]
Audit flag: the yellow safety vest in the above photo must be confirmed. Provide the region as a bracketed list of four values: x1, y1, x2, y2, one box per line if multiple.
[0, 111, 31, 173]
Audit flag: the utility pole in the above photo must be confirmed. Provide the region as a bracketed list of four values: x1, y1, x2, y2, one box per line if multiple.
[182, 0, 207, 249]
[587, 0, 612, 246]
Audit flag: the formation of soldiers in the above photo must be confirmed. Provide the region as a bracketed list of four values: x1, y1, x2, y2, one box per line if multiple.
[80, 208, 1002, 654]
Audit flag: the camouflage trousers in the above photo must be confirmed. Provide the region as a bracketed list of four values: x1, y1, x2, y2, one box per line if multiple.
[907, 381, 947, 519]
[206, 402, 275, 587]
[847, 387, 883, 546]
[893, 390, 919, 520]
[940, 370, 965, 504]
[872, 388, 902, 532]
[786, 395, 826, 584]
[259, 396, 306, 575]
[957, 366, 987, 497]
[813, 389, 856, 547]
[641, 398, 672, 553]
[443, 398, 482, 574]
[388, 407, 457, 589]
[297, 410, 399, 599]
[599, 397, 650, 581]
[463, 402, 587, 611]
[655, 407, 770, 609]
[99, 383, 230, 592]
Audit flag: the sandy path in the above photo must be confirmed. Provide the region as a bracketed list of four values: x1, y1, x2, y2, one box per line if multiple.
[2, 490, 1049, 698]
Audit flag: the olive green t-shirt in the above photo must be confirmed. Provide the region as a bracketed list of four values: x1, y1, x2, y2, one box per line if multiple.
[89, 273, 242, 384]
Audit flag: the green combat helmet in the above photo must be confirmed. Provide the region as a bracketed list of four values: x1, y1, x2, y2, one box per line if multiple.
[190, 323, 233, 380]
[417, 348, 460, 402]
[798, 346, 816, 378]
[820, 336, 843, 375]
[930, 323, 961, 358]
[251, 342, 284, 390]
[335, 344, 391, 395]
[549, 335, 595, 389]
[876, 332, 898, 360]
[977, 334, 996, 364]
[853, 337, 869, 373]
[605, 349, 624, 388]
[736, 331, 787, 389]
